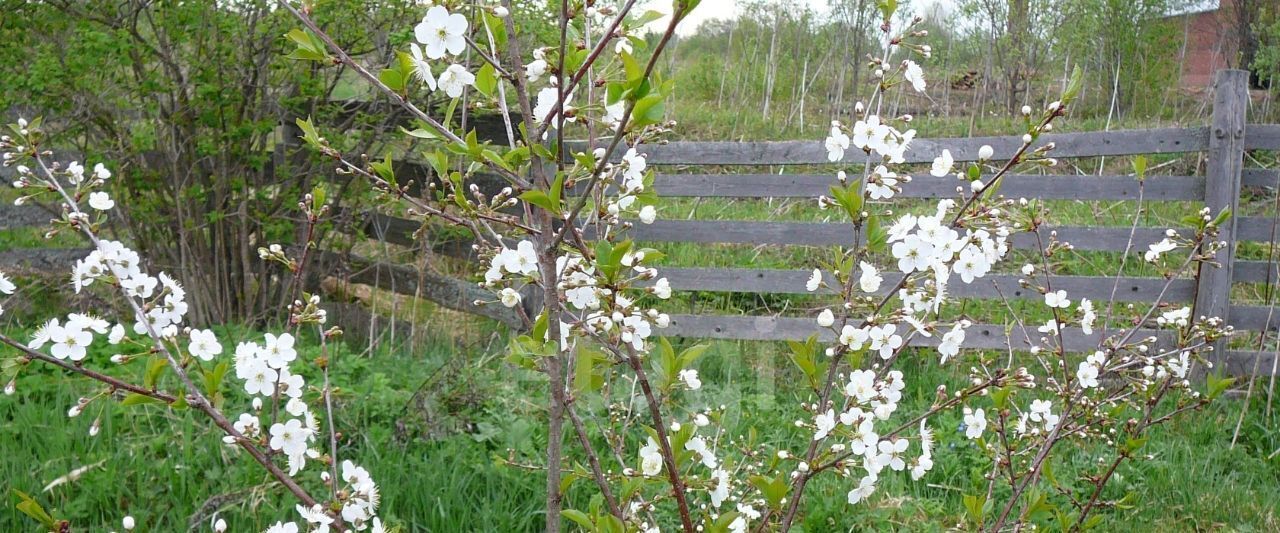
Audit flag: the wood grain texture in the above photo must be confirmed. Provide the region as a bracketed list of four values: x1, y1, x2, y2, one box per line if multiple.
[0, 204, 55, 231]
[1233, 261, 1279, 283]
[1226, 305, 1280, 332]
[610, 219, 1171, 251]
[1221, 350, 1280, 377]
[576, 127, 1208, 166]
[640, 267, 1193, 302]
[1242, 168, 1280, 188]
[0, 248, 89, 271]
[649, 173, 1205, 201]
[1244, 124, 1280, 150]
[661, 314, 1169, 352]
[1195, 70, 1248, 371]
[307, 249, 522, 328]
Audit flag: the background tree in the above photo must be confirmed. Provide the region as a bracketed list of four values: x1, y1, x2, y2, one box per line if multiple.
[0, 0, 418, 325]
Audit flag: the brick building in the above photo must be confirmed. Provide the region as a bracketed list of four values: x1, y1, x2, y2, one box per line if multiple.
[1167, 0, 1256, 88]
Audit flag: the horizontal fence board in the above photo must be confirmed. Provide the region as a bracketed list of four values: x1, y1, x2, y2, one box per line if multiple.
[308, 249, 522, 328]
[0, 247, 89, 271]
[1233, 260, 1278, 283]
[342, 210, 421, 247]
[598, 127, 1208, 166]
[1245, 124, 1280, 150]
[663, 314, 1168, 352]
[1228, 305, 1280, 331]
[644, 267, 1193, 302]
[618, 219, 1170, 251]
[1242, 168, 1279, 188]
[350, 211, 1174, 252]
[1237, 217, 1280, 243]
[0, 205, 54, 230]
[1222, 350, 1280, 377]
[650, 173, 1204, 201]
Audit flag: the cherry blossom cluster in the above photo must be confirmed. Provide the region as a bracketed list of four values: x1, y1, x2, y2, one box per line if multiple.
[1, 122, 383, 532]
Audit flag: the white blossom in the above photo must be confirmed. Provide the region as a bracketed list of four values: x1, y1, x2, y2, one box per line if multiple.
[414, 6, 468, 59]
[88, 191, 114, 211]
[188, 328, 222, 361]
[903, 60, 926, 92]
[437, 64, 475, 98]
[678, 369, 702, 390]
[930, 149, 953, 177]
[806, 269, 822, 292]
[962, 407, 986, 439]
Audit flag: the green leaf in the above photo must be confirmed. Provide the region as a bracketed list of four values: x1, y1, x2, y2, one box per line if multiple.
[1210, 207, 1232, 228]
[749, 475, 789, 508]
[12, 490, 56, 529]
[620, 51, 644, 86]
[1132, 155, 1148, 180]
[679, 344, 709, 369]
[963, 493, 988, 526]
[402, 126, 442, 140]
[144, 356, 168, 389]
[991, 385, 1012, 410]
[677, 0, 703, 17]
[310, 183, 327, 208]
[425, 150, 449, 178]
[877, 0, 898, 21]
[122, 393, 166, 407]
[531, 310, 550, 342]
[378, 68, 406, 92]
[466, 130, 481, 157]
[202, 361, 230, 403]
[606, 82, 625, 105]
[561, 509, 594, 530]
[574, 348, 605, 394]
[295, 116, 325, 149]
[284, 29, 329, 62]
[370, 153, 397, 188]
[1206, 372, 1235, 400]
[519, 190, 559, 214]
[866, 214, 887, 253]
[482, 11, 507, 46]
[598, 513, 624, 533]
[474, 63, 498, 97]
[482, 149, 514, 172]
[786, 335, 823, 390]
[1063, 65, 1084, 104]
[549, 170, 566, 207]
[634, 10, 667, 26]
[707, 511, 742, 533]
[631, 93, 665, 128]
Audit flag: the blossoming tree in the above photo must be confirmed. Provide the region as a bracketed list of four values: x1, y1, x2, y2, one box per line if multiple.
[0, 0, 1238, 531]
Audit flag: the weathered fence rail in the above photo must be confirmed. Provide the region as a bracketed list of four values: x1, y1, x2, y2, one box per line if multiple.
[4, 70, 1280, 376]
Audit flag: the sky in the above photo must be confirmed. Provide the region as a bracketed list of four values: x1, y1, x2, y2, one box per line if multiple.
[647, 0, 959, 36]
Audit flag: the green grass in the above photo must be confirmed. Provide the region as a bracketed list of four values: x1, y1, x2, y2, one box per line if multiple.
[1, 320, 1278, 531]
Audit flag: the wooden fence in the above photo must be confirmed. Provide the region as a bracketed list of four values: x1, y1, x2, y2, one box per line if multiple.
[3, 69, 1280, 376]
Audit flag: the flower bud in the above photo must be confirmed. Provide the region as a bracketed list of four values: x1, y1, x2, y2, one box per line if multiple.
[817, 309, 835, 327]
[978, 145, 994, 160]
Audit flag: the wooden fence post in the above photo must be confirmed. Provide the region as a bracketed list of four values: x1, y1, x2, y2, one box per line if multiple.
[1195, 69, 1248, 374]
